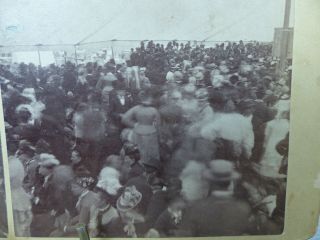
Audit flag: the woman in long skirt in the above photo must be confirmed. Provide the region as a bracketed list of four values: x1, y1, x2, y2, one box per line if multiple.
[122, 90, 161, 168]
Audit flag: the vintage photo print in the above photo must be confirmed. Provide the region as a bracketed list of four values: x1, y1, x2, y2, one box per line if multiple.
[0, 0, 295, 238]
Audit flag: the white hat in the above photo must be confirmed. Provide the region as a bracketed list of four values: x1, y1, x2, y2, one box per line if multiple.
[97, 167, 122, 195]
[39, 153, 60, 167]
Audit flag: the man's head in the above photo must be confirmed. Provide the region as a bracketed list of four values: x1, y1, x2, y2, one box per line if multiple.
[18, 140, 35, 157]
[38, 153, 60, 177]
[203, 160, 240, 192]
[170, 90, 182, 105]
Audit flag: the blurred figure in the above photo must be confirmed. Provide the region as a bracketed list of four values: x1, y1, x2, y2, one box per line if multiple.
[10, 156, 33, 237]
[177, 160, 256, 236]
[122, 90, 161, 167]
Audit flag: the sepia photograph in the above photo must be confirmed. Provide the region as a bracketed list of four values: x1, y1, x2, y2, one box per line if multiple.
[0, 0, 294, 237]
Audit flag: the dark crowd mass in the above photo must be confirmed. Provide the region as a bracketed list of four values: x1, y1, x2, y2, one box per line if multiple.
[0, 40, 290, 237]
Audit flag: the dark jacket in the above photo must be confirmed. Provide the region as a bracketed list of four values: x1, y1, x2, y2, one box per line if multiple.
[108, 93, 133, 126]
[154, 209, 182, 237]
[177, 194, 256, 237]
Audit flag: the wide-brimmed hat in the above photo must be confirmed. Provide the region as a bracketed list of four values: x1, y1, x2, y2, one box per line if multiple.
[116, 185, 142, 212]
[203, 160, 240, 182]
[38, 153, 60, 167]
[96, 167, 122, 195]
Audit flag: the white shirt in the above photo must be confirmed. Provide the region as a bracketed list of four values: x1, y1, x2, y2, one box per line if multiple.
[118, 95, 125, 105]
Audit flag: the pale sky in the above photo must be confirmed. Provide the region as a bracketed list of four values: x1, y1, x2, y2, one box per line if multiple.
[0, 0, 294, 46]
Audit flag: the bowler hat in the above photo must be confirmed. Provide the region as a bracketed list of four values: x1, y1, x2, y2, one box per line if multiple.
[203, 160, 240, 182]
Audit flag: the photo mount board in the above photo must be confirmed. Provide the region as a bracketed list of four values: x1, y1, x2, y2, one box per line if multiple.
[0, 0, 319, 239]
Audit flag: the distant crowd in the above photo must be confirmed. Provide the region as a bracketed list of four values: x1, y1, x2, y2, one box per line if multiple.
[0, 40, 290, 237]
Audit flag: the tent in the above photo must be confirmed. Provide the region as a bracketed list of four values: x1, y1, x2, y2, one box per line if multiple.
[0, 0, 294, 46]
[11, 51, 55, 66]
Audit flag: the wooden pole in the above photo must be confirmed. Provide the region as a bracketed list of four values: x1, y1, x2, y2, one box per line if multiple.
[283, 0, 291, 28]
[278, 0, 292, 74]
[37, 47, 42, 66]
[74, 45, 78, 66]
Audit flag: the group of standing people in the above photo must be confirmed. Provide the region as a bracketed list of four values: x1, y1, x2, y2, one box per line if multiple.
[0, 39, 290, 237]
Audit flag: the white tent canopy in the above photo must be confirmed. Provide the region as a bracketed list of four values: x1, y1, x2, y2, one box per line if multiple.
[11, 51, 55, 65]
[0, 0, 294, 47]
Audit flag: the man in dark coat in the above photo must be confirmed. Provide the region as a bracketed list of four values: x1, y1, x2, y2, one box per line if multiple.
[30, 154, 75, 236]
[61, 62, 77, 93]
[177, 160, 257, 237]
[108, 81, 133, 130]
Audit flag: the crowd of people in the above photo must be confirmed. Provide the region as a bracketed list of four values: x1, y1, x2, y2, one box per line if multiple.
[0, 40, 291, 237]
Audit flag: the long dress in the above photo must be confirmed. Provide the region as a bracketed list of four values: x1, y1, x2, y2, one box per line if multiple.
[122, 105, 160, 166]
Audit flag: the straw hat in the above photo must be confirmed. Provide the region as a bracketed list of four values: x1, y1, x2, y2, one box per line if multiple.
[116, 185, 142, 212]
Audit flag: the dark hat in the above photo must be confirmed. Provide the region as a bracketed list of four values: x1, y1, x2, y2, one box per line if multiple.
[229, 75, 240, 84]
[203, 160, 240, 182]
